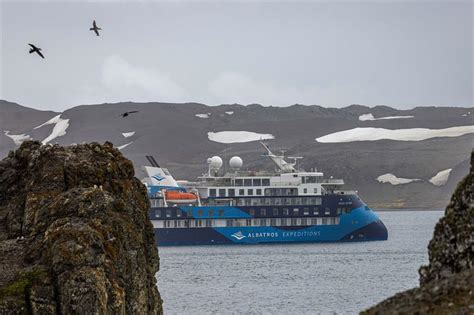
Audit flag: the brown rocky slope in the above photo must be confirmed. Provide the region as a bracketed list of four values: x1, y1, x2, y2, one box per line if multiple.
[0, 141, 162, 314]
[362, 151, 473, 314]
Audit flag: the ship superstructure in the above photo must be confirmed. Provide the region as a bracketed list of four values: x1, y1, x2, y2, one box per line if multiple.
[144, 142, 388, 245]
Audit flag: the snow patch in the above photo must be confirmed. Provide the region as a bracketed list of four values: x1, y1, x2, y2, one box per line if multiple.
[225, 111, 234, 115]
[376, 173, 420, 185]
[117, 142, 133, 150]
[122, 131, 135, 138]
[195, 114, 210, 119]
[316, 126, 474, 143]
[4, 130, 32, 145]
[358, 113, 414, 121]
[208, 131, 274, 143]
[35, 114, 70, 144]
[429, 169, 452, 186]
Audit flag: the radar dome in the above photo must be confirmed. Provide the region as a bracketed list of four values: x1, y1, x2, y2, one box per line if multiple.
[208, 156, 223, 170]
[229, 156, 243, 170]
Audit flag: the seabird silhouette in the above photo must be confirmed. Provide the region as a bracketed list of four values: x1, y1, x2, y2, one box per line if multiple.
[28, 44, 44, 59]
[90, 20, 102, 36]
[119, 111, 139, 118]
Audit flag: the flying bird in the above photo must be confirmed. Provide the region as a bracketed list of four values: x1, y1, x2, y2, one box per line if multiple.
[90, 20, 102, 36]
[119, 111, 139, 118]
[28, 44, 44, 59]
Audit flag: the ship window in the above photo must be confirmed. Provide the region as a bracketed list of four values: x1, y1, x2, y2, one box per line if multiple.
[176, 209, 182, 217]
[260, 208, 267, 216]
[283, 208, 289, 216]
[303, 208, 309, 216]
[262, 179, 270, 186]
[248, 189, 253, 195]
[235, 179, 243, 186]
[280, 218, 287, 226]
[226, 220, 233, 227]
[336, 208, 341, 215]
[252, 178, 261, 186]
[228, 189, 235, 197]
[293, 208, 299, 216]
[218, 209, 224, 217]
[244, 179, 252, 186]
[313, 208, 319, 215]
[209, 189, 216, 197]
[166, 210, 171, 218]
[301, 218, 307, 225]
[322, 218, 328, 225]
[291, 218, 298, 226]
[155, 210, 161, 218]
[311, 218, 318, 225]
[208, 210, 214, 217]
[249, 209, 255, 216]
[245, 199, 252, 206]
[197, 210, 203, 216]
[314, 188, 318, 194]
[260, 219, 266, 226]
[256, 189, 262, 195]
[303, 188, 307, 194]
[270, 218, 277, 226]
[325, 208, 331, 215]
[206, 219, 212, 227]
[219, 189, 226, 197]
[273, 208, 279, 216]
[239, 189, 245, 196]
[246, 219, 252, 226]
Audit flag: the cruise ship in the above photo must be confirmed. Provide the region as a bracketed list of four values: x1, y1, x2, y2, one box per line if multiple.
[143, 142, 388, 246]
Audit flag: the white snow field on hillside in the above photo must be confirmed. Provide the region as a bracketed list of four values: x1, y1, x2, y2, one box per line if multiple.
[208, 131, 274, 143]
[376, 173, 420, 185]
[358, 113, 414, 121]
[122, 131, 135, 138]
[4, 130, 32, 145]
[195, 114, 210, 119]
[225, 111, 234, 115]
[117, 142, 133, 150]
[35, 114, 70, 144]
[316, 126, 474, 143]
[429, 169, 452, 186]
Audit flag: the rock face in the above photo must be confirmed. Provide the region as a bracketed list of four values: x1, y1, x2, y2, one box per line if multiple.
[0, 141, 163, 314]
[362, 151, 474, 314]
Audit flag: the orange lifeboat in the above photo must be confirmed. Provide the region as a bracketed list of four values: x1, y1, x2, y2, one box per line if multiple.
[165, 190, 198, 204]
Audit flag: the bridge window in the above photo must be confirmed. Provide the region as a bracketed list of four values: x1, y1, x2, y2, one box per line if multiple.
[235, 179, 243, 186]
[244, 179, 252, 186]
[262, 179, 270, 186]
[253, 178, 261, 186]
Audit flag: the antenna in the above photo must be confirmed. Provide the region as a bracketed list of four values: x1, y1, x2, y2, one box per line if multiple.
[145, 155, 160, 167]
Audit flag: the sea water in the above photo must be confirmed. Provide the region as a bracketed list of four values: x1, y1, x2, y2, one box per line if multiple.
[156, 210, 443, 314]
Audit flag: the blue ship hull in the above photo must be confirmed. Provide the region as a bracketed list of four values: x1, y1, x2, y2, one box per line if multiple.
[152, 206, 388, 246]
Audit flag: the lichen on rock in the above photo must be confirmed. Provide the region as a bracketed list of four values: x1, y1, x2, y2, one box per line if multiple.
[0, 141, 163, 314]
[362, 150, 474, 314]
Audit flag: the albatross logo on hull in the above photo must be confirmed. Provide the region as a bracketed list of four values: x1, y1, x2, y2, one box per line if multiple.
[231, 231, 246, 240]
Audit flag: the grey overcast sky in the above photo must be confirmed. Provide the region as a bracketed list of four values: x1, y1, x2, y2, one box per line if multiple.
[0, 1, 472, 112]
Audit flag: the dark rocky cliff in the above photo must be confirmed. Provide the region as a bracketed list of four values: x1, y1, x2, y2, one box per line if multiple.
[362, 151, 474, 314]
[0, 141, 163, 314]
